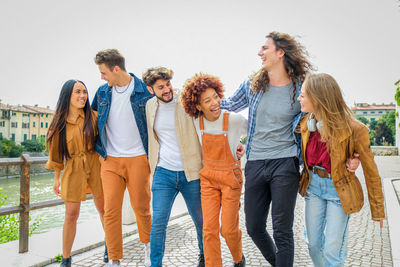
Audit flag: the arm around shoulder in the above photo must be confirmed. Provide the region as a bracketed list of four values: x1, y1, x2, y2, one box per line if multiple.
[221, 80, 250, 112]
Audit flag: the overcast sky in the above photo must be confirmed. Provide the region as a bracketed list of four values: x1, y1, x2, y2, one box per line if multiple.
[0, 0, 399, 109]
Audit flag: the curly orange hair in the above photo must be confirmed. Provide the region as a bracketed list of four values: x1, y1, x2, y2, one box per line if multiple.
[181, 73, 225, 118]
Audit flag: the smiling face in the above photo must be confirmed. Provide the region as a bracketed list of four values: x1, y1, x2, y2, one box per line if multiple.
[196, 87, 221, 121]
[69, 82, 87, 110]
[98, 63, 119, 86]
[148, 79, 173, 103]
[258, 37, 284, 71]
[297, 82, 314, 113]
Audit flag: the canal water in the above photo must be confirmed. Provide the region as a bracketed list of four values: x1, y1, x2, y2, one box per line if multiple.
[0, 173, 99, 234]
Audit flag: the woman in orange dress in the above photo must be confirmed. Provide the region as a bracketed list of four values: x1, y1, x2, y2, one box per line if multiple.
[46, 80, 105, 267]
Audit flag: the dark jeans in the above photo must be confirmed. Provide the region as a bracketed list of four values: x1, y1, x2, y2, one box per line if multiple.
[244, 157, 300, 267]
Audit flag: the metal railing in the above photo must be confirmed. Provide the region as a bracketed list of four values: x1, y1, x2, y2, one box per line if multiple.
[0, 154, 92, 253]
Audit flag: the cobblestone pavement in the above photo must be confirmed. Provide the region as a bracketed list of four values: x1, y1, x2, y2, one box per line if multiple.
[72, 177, 392, 266]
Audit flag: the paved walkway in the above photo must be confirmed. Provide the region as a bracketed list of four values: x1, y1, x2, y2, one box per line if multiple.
[61, 157, 396, 267]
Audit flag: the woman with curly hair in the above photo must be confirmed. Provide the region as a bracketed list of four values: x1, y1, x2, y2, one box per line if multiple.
[182, 73, 247, 267]
[297, 73, 384, 267]
[46, 80, 105, 267]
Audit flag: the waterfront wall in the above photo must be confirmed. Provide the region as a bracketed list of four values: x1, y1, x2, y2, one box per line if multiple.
[0, 163, 50, 178]
[371, 146, 398, 156]
[0, 152, 51, 178]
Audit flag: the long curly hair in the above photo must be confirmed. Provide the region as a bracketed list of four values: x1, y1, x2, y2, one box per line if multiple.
[181, 73, 224, 118]
[250, 31, 313, 106]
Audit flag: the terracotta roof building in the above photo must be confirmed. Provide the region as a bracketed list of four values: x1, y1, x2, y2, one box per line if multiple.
[0, 101, 55, 144]
[352, 102, 395, 122]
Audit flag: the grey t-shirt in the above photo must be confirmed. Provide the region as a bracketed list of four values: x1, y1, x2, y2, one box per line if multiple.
[249, 83, 300, 160]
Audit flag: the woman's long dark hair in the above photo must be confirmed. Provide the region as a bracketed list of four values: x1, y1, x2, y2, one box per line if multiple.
[46, 80, 97, 160]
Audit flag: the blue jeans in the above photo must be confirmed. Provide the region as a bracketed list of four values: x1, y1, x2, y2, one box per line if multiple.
[305, 167, 350, 267]
[150, 166, 203, 267]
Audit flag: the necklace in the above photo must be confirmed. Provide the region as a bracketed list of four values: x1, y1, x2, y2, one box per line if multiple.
[114, 77, 132, 94]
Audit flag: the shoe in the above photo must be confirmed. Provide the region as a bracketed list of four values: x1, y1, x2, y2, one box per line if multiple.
[233, 255, 246, 267]
[60, 257, 71, 267]
[144, 242, 151, 267]
[197, 253, 205, 267]
[104, 245, 109, 263]
[105, 260, 120, 266]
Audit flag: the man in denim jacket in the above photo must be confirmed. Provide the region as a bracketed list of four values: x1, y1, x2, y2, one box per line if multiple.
[92, 49, 154, 267]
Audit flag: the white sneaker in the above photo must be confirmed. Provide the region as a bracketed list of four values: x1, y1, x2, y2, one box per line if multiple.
[144, 242, 151, 267]
[105, 260, 120, 266]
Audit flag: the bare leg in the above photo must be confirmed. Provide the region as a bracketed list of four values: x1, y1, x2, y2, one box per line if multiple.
[94, 195, 105, 227]
[63, 201, 81, 257]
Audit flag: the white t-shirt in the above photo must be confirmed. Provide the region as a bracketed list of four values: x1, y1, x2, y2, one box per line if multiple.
[154, 99, 184, 171]
[105, 78, 146, 157]
[194, 111, 247, 160]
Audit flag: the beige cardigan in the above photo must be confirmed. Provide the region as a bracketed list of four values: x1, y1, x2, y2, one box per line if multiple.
[145, 95, 202, 182]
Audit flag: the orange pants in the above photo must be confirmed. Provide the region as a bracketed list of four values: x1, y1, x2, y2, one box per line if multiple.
[100, 155, 152, 261]
[199, 112, 243, 267]
[200, 168, 243, 267]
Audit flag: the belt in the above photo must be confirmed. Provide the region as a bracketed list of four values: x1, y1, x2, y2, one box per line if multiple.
[309, 166, 330, 178]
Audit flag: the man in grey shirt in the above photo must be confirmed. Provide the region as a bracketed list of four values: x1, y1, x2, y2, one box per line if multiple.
[221, 32, 311, 267]
[250, 83, 300, 160]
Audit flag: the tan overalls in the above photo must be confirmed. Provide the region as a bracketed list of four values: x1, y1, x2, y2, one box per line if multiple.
[199, 112, 243, 267]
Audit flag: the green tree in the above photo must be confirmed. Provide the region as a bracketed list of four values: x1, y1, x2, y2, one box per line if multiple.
[0, 189, 41, 243]
[356, 116, 369, 125]
[378, 110, 395, 137]
[0, 138, 23, 157]
[369, 120, 378, 131]
[374, 121, 394, 145]
[395, 80, 400, 106]
[369, 129, 377, 145]
[21, 139, 45, 152]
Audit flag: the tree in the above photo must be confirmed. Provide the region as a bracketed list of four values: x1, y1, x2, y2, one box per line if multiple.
[374, 121, 394, 145]
[0, 189, 40, 243]
[356, 116, 369, 125]
[8, 145, 23, 157]
[21, 139, 45, 152]
[369, 129, 377, 145]
[369, 120, 378, 131]
[378, 110, 395, 138]
[0, 138, 23, 157]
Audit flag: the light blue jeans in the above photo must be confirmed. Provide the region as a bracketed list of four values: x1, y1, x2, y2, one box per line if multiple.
[150, 166, 203, 267]
[305, 167, 350, 267]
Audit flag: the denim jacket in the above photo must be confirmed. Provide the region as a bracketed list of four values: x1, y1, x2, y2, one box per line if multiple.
[91, 73, 154, 159]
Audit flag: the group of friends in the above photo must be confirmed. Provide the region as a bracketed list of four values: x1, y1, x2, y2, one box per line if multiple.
[45, 31, 385, 267]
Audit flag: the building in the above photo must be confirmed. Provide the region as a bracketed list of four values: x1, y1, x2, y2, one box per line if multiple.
[352, 102, 395, 122]
[0, 102, 54, 144]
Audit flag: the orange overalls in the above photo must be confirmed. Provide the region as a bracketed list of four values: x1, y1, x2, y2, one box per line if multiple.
[199, 112, 243, 267]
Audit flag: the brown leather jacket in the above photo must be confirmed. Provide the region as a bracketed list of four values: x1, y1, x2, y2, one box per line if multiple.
[298, 113, 385, 220]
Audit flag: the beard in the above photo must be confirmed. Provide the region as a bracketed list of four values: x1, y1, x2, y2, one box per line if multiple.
[156, 89, 174, 103]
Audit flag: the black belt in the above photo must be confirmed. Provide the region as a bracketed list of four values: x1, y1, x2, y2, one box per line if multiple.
[309, 166, 330, 178]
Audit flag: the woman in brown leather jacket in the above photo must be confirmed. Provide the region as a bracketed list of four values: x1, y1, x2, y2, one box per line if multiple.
[297, 73, 385, 267]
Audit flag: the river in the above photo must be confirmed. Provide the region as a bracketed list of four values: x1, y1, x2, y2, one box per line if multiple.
[0, 173, 99, 234]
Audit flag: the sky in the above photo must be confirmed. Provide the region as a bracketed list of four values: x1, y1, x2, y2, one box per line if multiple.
[0, 0, 399, 110]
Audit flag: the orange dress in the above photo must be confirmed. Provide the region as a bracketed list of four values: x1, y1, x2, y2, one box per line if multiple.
[46, 110, 103, 202]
